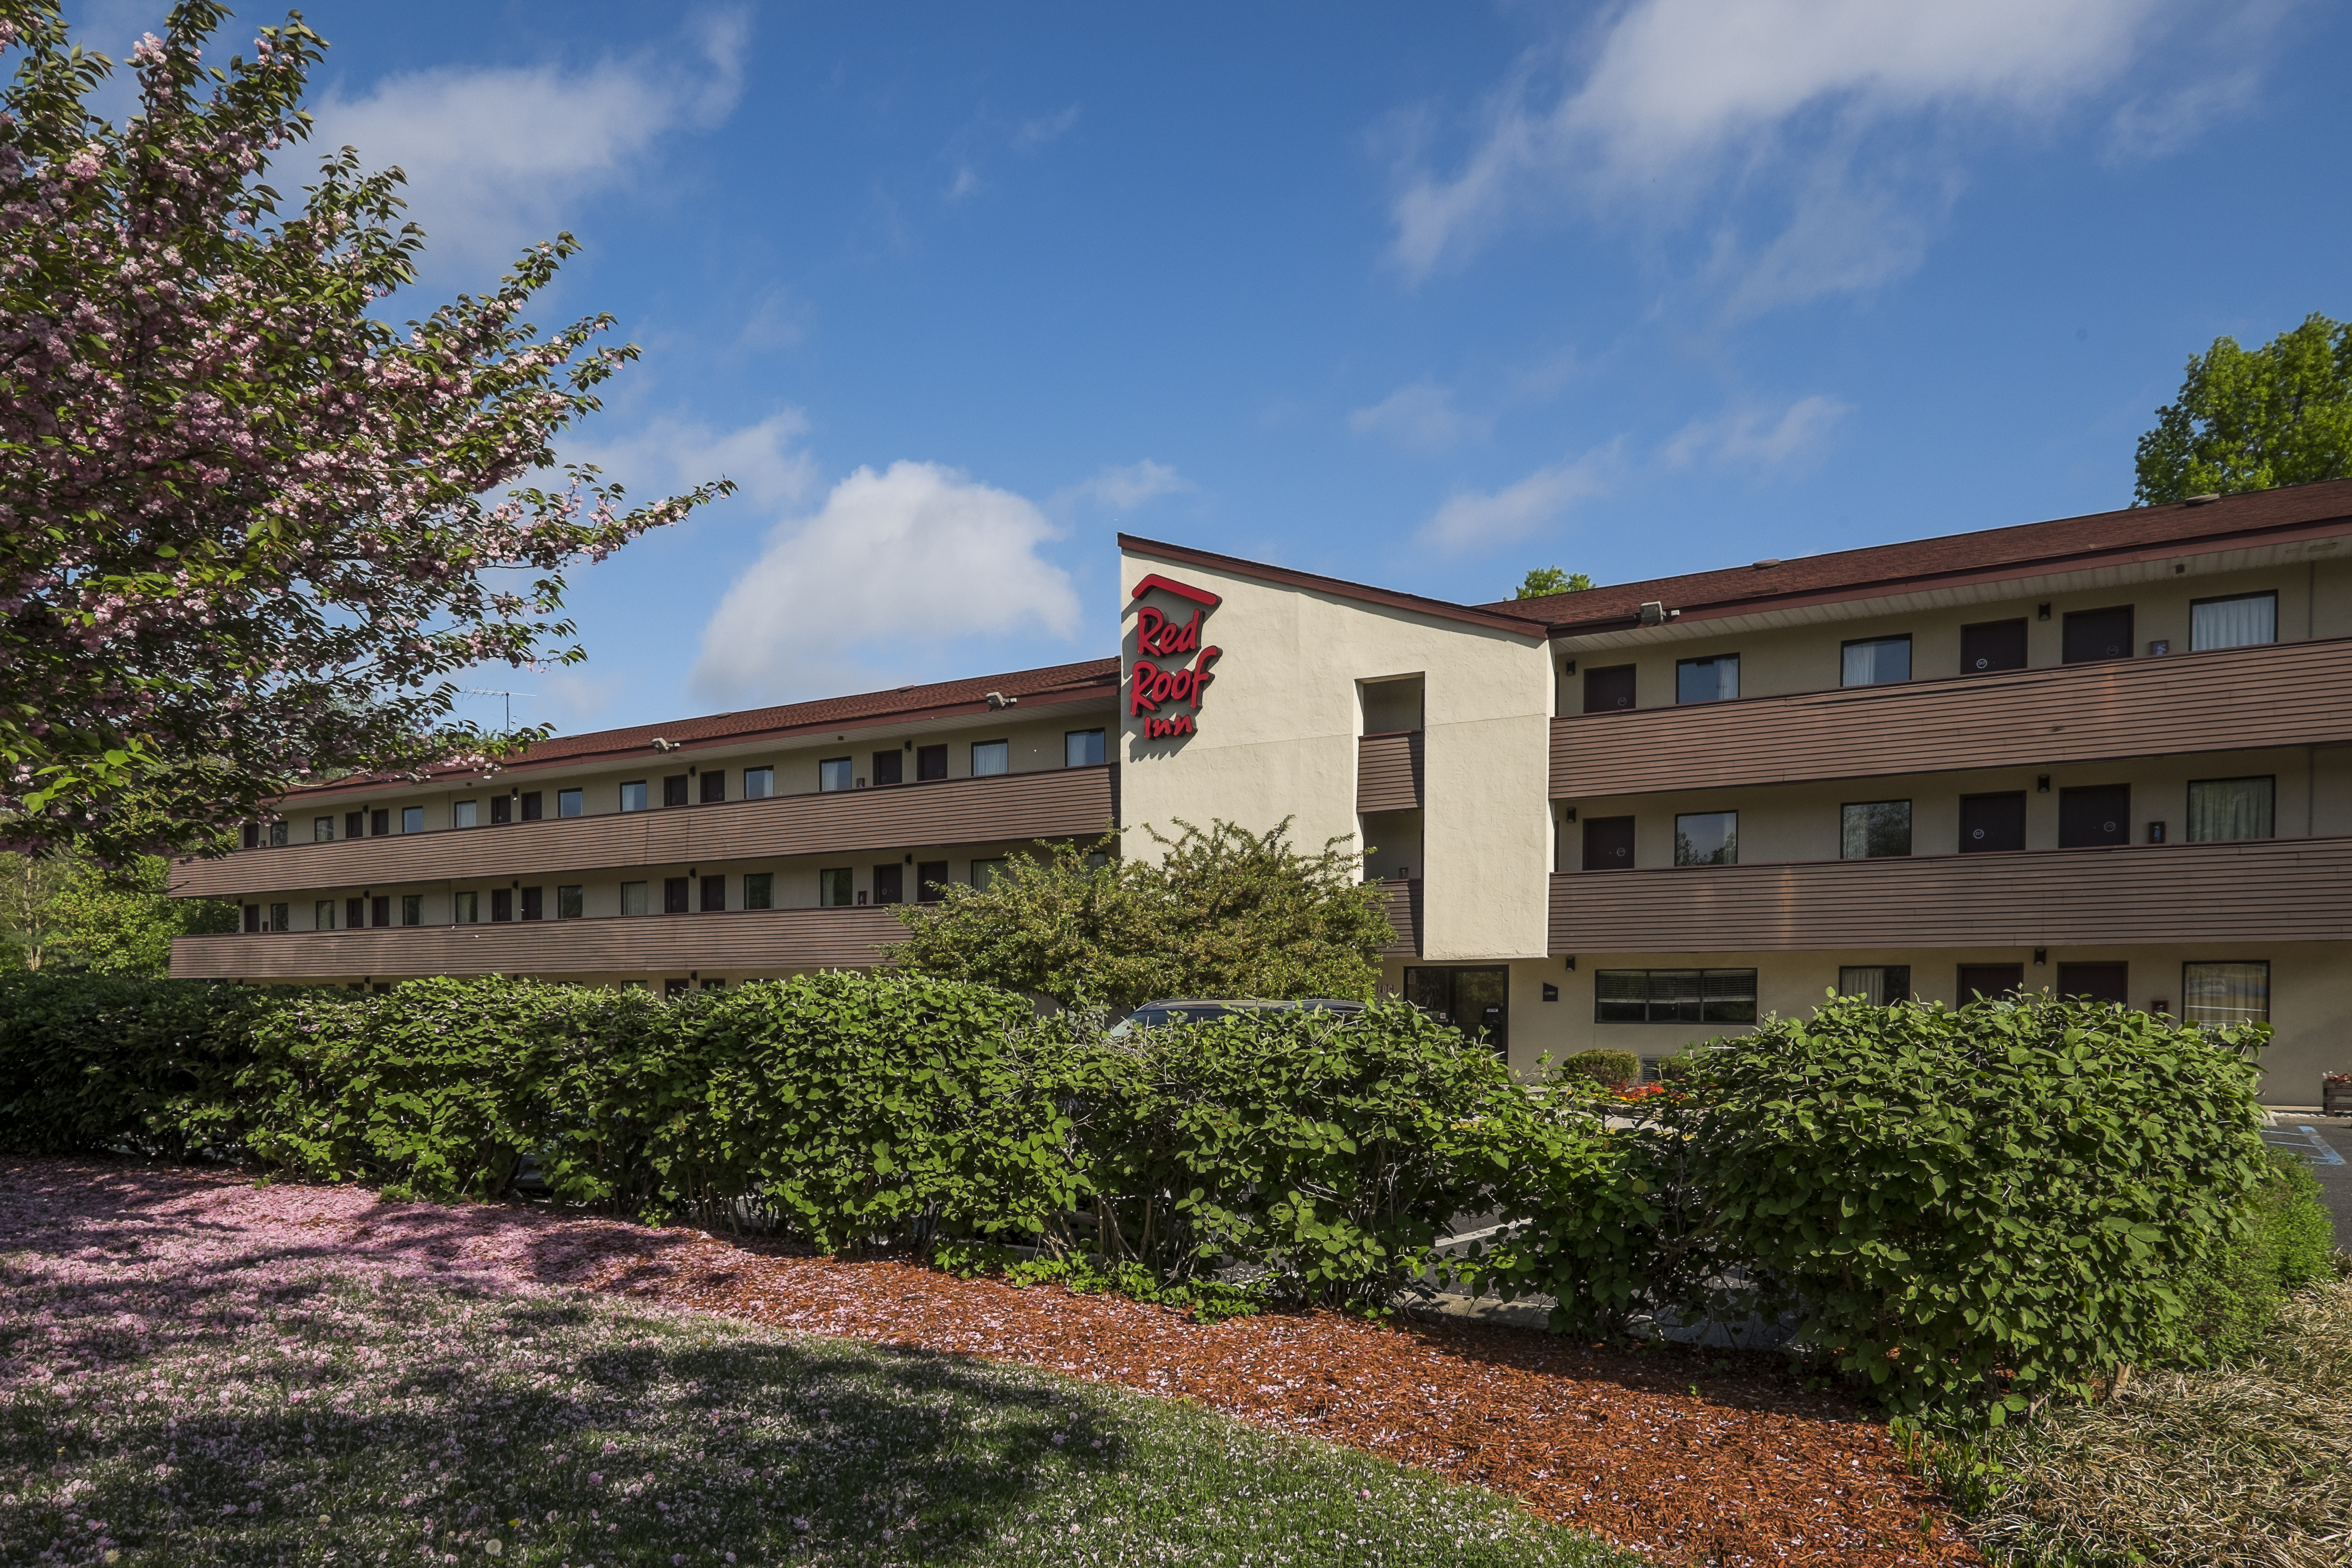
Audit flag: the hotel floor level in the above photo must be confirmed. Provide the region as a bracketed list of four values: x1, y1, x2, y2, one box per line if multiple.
[172, 481, 2352, 1103]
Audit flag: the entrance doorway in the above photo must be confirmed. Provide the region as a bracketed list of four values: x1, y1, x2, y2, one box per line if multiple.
[1957, 963, 2025, 1001]
[1404, 966, 1509, 1058]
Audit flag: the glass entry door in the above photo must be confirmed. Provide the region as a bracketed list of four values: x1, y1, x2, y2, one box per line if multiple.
[1404, 966, 1509, 1058]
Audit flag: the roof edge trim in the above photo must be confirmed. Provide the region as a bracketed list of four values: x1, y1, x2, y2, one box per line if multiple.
[1118, 534, 1547, 639]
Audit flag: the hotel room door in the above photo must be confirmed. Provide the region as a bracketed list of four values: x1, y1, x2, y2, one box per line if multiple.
[1404, 966, 1509, 1059]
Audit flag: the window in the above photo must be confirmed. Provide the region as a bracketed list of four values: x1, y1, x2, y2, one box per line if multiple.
[663, 978, 690, 1000]
[401, 806, 424, 834]
[744, 767, 774, 799]
[453, 891, 477, 924]
[916, 860, 949, 902]
[1595, 969, 1757, 1025]
[1837, 965, 1911, 1005]
[453, 800, 477, 829]
[521, 886, 544, 921]
[916, 744, 948, 781]
[621, 881, 648, 917]
[1841, 635, 1912, 687]
[971, 741, 1010, 777]
[1673, 811, 1737, 866]
[1675, 654, 1739, 705]
[819, 757, 853, 792]
[346, 810, 365, 839]
[663, 877, 689, 914]
[491, 888, 513, 923]
[2183, 961, 2269, 1028]
[370, 895, 390, 928]
[743, 872, 773, 910]
[270, 821, 288, 846]
[2062, 604, 2134, 664]
[1066, 728, 1107, 766]
[2191, 591, 2276, 652]
[556, 885, 583, 919]
[491, 796, 512, 826]
[2188, 776, 2274, 842]
[521, 792, 543, 822]
[269, 902, 289, 932]
[315, 899, 336, 930]
[370, 808, 390, 837]
[819, 868, 853, 907]
[619, 781, 648, 813]
[872, 750, 903, 787]
[400, 895, 422, 927]
[664, 775, 689, 808]
[557, 789, 582, 818]
[314, 817, 335, 842]
[702, 978, 726, 993]
[701, 875, 725, 912]
[970, 857, 1009, 891]
[347, 896, 366, 929]
[1841, 800, 1911, 859]
[701, 771, 726, 804]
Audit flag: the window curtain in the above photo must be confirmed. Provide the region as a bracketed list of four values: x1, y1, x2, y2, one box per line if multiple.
[2183, 962, 2268, 1027]
[2187, 777, 2273, 842]
[1837, 965, 1911, 1005]
[2190, 593, 2276, 652]
[1842, 637, 1911, 686]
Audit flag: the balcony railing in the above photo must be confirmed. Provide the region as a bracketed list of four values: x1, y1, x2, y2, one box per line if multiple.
[1374, 877, 1421, 958]
[1548, 835, 2352, 953]
[1550, 635, 2352, 799]
[171, 764, 1119, 900]
[1357, 731, 1423, 814]
[169, 904, 912, 981]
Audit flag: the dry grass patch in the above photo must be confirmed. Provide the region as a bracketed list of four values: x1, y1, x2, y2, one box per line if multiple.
[1972, 1277, 2352, 1568]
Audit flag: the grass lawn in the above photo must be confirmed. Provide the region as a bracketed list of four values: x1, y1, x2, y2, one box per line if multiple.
[0, 1267, 1638, 1568]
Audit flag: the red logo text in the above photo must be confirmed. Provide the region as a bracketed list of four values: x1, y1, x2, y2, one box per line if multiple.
[1127, 573, 1222, 741]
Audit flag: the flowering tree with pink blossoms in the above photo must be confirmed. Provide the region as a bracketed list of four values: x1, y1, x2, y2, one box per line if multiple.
[0, 0, 729, 860]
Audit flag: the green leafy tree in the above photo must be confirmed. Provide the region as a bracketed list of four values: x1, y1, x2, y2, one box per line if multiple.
[0, 849, 74, 970]
[1515, 567, 1593, 599]
[887, 819, 1395, 1009]
[0, 849, 232, 974]
[0, 2, 730, 861]
[2135, 312, 2352, 504]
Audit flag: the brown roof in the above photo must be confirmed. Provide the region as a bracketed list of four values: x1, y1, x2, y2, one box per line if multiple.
[290, 657, 1120, 798]
[1488, 480, 2352, 634]
[1120, 533, 1549, 638]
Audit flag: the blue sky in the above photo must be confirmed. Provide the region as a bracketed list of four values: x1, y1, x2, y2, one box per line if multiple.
[67, 0, 2352, 735]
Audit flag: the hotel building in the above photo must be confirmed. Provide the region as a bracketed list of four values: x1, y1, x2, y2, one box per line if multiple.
[171, 481, 2352, 1103]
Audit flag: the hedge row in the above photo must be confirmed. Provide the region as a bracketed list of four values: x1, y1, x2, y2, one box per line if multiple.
[0, 972, 2324, 1426]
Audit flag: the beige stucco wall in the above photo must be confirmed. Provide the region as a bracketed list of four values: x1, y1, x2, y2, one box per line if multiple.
[1120, 547, 1554, 960]
[1383, 942, 2351, 1105]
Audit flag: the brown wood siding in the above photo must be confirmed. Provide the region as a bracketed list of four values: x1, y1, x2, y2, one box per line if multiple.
[1376, 877, 1421, 958]
[1357, 732, 1423, 814]
[169, 906, 911, 980]
[1547, 836, 2352, 953]
[1550, 636, 2352, 799]
[171, 766, 1119, 899]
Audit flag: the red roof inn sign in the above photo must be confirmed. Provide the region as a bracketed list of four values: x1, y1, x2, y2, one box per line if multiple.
[1126, 573, 1223, 740]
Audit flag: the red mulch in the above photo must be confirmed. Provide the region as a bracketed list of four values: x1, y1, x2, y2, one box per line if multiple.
[584, 1230, 1980, 1567]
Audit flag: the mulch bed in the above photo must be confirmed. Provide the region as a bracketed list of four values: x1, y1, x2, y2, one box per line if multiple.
[3, 1159, 1978, 1566]
[584, 1229, 1978, 1566]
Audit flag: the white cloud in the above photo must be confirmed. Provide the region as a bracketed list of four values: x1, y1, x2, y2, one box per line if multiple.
[1013, 105, 1082, 152]
[2105, 66, 2260, 160]
[569, 410, 817, 512]
[1664, 395, 1851, 472]
[690, 462, 1082, 704]
[1348, 381, 1491, 455]
[1419, 446, 1616, 550]
[1387, 0, 2259, 302]
[1055, 459, 1191, 513]
[305, 9, 749, 280]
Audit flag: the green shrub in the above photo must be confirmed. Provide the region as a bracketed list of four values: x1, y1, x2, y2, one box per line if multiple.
[1559, 1049, 1641, 1087]
[1080, 1001, 1543, 1307]
[0, 973, 288, 1157]
[2173, 1149, 2339, 1364]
